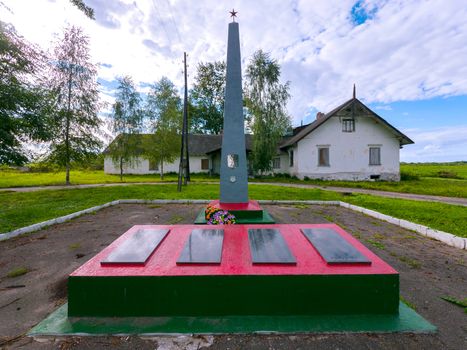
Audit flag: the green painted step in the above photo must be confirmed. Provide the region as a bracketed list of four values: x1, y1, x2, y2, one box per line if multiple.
[29, 302, 436, 336]
[68, 274, 398, 317]
[194, 208, 275, 224]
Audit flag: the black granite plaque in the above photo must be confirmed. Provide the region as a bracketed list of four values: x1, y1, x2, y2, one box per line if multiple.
[248, 229, 296, 264]
[301, 228, 371, 265]
[177, 229, 224, 264]
[101, 228, 170, 265]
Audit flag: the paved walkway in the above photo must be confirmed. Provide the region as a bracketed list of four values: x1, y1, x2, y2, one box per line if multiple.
[2, 181, 466, 207]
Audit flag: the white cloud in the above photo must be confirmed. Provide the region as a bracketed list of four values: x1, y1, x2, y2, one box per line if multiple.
[400, 125, 467, 162]
[2, 0, 467, 159]
[373, 105, 392, 111]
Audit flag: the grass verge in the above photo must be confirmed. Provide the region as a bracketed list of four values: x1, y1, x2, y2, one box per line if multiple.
[0, 184, 466, 238]
[2, 166, 467, 199]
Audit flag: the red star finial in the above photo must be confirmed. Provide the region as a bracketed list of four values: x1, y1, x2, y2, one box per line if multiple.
[229, 9, 238, 22]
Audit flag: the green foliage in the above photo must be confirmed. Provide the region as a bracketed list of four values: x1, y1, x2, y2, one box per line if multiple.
[69, 0, 95, 19]
[190, 61, 226, 134]
[400, 296, 416, 310]
[144, 77, 182, 179]
[46, 25, 102, 184]
[440, 296, 467, 312]
[7, 266, 28, 278]
[108, 76, 144, 180]
[0, 21, 52, 165]
[245, 50, 291, 174]
[365, 239, 386, 250]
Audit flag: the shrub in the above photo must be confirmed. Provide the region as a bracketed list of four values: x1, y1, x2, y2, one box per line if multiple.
[400, 171, 420, 181]
[437, 171, 460, 179]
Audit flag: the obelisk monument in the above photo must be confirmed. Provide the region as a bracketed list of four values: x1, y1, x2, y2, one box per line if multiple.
[220, 10, 248, 203]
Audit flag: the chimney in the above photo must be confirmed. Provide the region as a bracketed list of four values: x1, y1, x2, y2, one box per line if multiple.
[316, 112, 325, 120]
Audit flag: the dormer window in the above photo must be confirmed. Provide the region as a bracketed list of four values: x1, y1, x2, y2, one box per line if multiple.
[342, 118, 355, 132]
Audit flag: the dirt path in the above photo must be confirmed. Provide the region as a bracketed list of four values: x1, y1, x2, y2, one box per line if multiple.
[2, 181, 466, 207]
[0, 204, 465, 349]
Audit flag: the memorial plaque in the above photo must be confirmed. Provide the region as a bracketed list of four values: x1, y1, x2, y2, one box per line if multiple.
[101, 228, 170, 265]
[248, 229, 296, 264]
[301, 228, 371, 265]
[177, 229, 224, 264]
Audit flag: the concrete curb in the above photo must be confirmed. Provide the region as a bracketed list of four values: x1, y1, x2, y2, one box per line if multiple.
[1, 199, 465, 250]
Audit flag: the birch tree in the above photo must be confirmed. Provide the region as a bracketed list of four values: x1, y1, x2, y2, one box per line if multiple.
[245, 50, 291, 174]
[108, 75, 143, 181]
[47, 25, 101, 184]
[145, 77, 181, 179]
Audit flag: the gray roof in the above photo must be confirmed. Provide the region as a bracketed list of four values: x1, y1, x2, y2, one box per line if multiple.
[104, 133, 253, 156]
[280, 97, 414, 149]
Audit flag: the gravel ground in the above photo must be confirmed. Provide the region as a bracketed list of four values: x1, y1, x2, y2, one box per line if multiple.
[0, 204, 465, 350]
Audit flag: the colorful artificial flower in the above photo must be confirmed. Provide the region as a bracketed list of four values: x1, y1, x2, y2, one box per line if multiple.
[205, 205, 236, 225]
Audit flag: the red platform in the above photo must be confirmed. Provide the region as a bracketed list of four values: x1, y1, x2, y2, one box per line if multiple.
[208, 199, 263, 211]
[71, 224, 396, 277]
[68, 224, 399, 317]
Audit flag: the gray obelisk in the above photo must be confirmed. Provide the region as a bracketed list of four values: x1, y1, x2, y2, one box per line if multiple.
[219, 21, 248, 203]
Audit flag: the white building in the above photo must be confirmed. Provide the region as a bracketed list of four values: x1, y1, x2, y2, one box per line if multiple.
[104, 96, 413, 181]
[276, 96, 413, 181]
[103, 134, 253, 176]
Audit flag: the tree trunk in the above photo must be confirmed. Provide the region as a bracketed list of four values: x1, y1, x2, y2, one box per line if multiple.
[65, 69, 73, 185]
[120, 157, 123, 181]
[160, 160, 164, 180]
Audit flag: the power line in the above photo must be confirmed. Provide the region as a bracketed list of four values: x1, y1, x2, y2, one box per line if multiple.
[151, 0, 173, 47]
[164, 0, 182, 45]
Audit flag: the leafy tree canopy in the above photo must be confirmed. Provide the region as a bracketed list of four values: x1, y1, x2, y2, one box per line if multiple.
[0, 21, 52, 165]
[190, 61, 226, 134]
[70, 0, 94, 19]
[245, 50, 291, 174]
[108, 75, 144, 180]
[145, 76, 182, 179]
[46, 25, 102, 184]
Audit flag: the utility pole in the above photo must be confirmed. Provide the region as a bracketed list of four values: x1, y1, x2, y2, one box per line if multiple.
[183, 52, 190, 183]
[178, 52, 190, 191]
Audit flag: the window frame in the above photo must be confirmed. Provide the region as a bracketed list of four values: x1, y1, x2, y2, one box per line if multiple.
[369, 147, 381, 166]
[148, 159, 159, 171]
[272, 157, 281, 169]
[318, 147, 330, 167]
[289, 150, 294, 167]
[201, 158, 210, 170]
[342, 118, 355, 132]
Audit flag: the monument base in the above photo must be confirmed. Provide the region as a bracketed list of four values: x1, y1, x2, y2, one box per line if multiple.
[29, 224, 435, 335]
[194, 200, 275, 224]
[30, 302, 435, 335]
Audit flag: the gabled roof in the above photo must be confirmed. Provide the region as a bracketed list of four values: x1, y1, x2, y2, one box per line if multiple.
[280, 98, 414, 149]
[103, 133, 253, 156]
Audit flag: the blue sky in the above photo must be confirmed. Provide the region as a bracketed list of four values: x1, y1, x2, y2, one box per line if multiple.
[1, 0, 466, 162]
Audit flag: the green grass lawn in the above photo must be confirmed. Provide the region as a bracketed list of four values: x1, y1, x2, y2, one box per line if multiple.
[1, 162, 466, 199]
[0, 170, 217, 188]
[401, 162, 467, 179]
[1, 184, 466, 237]
[296, 177, 467, 198]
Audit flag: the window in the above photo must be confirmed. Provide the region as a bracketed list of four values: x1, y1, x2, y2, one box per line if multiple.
[342, 118, 355, 132]
[318, 147, 330, 166]
[149, 159, 159, 171]
[201, 158, 209, 170]
[289, 150, 294, 167]
[369, 147, 381, 165]
[273, 157, 281, 169]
